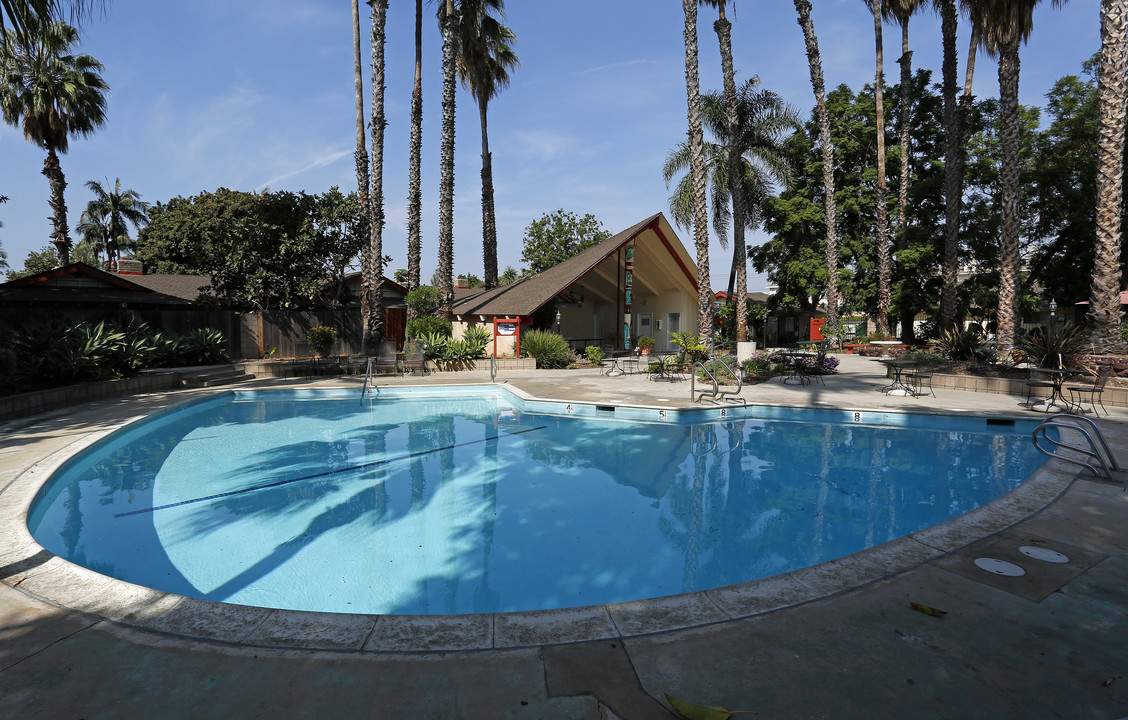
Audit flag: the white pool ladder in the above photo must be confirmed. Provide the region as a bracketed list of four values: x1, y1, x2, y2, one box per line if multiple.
[1032, 413, 1122, 483]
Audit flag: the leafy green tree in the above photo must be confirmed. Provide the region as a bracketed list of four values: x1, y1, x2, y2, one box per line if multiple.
[6, 241, 95, 279]
[520, 209, 610, 274]
[133, 187, 365, 311]
[0, 16, 107, 265]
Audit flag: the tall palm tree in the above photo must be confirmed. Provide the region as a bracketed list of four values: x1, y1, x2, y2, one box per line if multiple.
[793, 0, 840, 332]
[77, 177, 147, 267]
[0, 17, 107, 266]
[969, 0, 1068, 350]
[1, 1, 102, 37]
[701, 0, 752, 341]
[351, 0, 374, 349]
[407, 0, 423, 297]
[938, 0, 980, 330]
[437, 0, 457, 319]
[884, 1, 925, 242]
[664, 83, 800, 276]
[682, 0, 713, 341]
[866, 0, 893, 336]
[1087, 0, 1128, 353]
[448, 0, 518, 291]
[365, 0, 388, 352]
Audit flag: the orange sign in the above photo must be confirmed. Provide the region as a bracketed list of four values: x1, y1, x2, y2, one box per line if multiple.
[810, 317, 825, 341]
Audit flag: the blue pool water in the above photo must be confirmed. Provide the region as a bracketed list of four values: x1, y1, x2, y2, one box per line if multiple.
[28, 388, 1046, 615]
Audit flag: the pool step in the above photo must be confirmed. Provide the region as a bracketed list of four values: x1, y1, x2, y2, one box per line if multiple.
[179, 365, 255, 388]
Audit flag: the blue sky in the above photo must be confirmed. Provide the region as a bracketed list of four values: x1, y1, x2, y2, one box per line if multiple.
[0, 0, 1103, 291]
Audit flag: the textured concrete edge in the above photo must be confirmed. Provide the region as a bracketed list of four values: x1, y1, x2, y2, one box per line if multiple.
[0, 385, 1081, 655]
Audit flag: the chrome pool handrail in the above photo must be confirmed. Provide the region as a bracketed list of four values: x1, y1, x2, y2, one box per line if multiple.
[1032, 413, 1121, 482]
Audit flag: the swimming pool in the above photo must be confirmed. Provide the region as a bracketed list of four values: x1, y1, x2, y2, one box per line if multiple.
[27, 387, 1046, 615]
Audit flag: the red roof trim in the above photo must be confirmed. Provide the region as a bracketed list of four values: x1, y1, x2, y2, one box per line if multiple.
[648, 217, 698, 292]
[1, 262, 152, 292]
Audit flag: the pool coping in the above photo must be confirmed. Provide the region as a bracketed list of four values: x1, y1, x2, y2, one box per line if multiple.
[0, 383, 1081, 654]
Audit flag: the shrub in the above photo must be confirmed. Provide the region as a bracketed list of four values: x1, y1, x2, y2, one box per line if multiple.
[1018, 323, 1089, 368]
[307, 326, 338, 356]
[521, 329, 570, 369]
[742, 350, 784, 381]
[637, 335, 655, 351]
[933, 328, 983, 361]
[669, 331, 708, 366]
[584, 345, 605, 364]
[405, 286, 443, 317]
[180, 328, 229, 365]
[898, 348, 946, 365]
[406, 314, 453, 339]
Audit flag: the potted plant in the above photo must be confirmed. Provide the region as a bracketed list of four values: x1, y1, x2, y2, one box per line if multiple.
[307, 326, 337, 357]
[638, 335, 655, 355]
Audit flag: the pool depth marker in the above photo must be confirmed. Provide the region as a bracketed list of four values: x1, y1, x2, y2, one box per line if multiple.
[114, 425, 547, 518]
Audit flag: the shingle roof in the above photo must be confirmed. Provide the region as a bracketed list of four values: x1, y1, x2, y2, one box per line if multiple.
[452, 213, 686, 317]
[126, 274, 211, 302]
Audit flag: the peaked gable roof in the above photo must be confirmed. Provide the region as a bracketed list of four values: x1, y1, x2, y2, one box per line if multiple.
[452, 213, 696, 318]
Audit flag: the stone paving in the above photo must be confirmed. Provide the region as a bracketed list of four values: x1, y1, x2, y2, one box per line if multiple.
[1, 354, 1127, 718]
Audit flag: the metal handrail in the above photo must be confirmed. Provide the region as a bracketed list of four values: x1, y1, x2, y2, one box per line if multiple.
[1032, 413, 1121, 481]
[360, 357, 375, 402]
[490, 354, 498, 381]
[691, 358, 746, 405]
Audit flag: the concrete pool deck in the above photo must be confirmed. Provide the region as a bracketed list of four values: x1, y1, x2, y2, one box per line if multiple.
[1, 353, 1127, 718]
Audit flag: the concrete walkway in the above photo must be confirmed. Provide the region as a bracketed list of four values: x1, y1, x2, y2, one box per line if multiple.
[2, 355, 1127, 719]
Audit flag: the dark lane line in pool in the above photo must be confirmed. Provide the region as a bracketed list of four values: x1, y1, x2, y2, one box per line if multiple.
[113, 425, 548, 518]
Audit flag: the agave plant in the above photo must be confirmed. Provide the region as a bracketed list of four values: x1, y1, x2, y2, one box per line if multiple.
[933, 328, 984, 361]
[461, 325, 491, 357]
[417, 331, 450, 361]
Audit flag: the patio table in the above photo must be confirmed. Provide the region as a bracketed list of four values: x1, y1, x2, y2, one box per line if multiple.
[877, 358, 919, 397]
[1027, 368, 1084, 413]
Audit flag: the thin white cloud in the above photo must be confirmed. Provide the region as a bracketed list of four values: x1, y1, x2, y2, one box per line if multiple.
[256, 148, 352, 190]
[581, 59, 656, 75]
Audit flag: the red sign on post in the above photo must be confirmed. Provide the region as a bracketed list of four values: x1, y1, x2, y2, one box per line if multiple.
[810, 317, 825, 341]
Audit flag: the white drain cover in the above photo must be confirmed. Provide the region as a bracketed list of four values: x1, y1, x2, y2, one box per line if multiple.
[1019, 545, 1070, 564]
[974, 558, 1026, 576]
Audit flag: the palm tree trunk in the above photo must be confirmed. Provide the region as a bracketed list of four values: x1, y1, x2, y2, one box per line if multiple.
[897, 19, 912, 239]
[682, 0, 712, 341]
[438, 0, 457, 319]
[352, 0, 374, 352]
[480, 100, 499, 290]
[872, 1, 891, 336]
[995, 43, 1022, 350]
[366, 0, 388, 350]
[938, 0, 960, 330]
[407, 0, 423, 297]
[794, 0, 839, 331]
[714, 9, 749, 342]
[43, 147, 71, 266]
[1088, 0, 1128, 353]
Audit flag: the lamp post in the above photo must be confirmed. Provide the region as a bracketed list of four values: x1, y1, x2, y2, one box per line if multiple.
[1049, 298, 1057, 323]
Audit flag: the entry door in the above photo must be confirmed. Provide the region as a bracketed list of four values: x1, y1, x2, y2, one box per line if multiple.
[637, 313, 652, 345]
[666, 313, 680, 351]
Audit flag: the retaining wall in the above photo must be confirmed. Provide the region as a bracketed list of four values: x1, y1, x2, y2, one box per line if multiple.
[0, 372, 181, 423]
